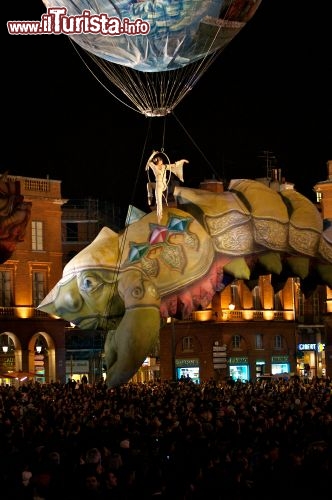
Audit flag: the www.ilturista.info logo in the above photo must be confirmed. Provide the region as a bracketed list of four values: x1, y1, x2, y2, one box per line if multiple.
[7, 8, 150, 36]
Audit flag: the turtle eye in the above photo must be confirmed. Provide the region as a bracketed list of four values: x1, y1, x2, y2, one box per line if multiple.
[77, 273, 103, 294]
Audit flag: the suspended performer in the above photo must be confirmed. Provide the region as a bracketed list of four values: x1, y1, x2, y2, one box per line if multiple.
[146, 153, 189, 221]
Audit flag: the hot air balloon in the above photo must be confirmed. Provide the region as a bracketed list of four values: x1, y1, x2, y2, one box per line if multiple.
[42, 0, 262, 116]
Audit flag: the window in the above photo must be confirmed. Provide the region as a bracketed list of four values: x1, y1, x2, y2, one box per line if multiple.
[274, 291, 283, 310]
[253, 286, 262, 310]
[255, 334, 263, 349]
[31, 221, 44, 251]
[232, 335, 241, 349]
[32, 271, 46, 307]
[0, 270, 13, 306]
[274, 335, 283, 349]
[182, 336, 194, 352]
[66, 223, 79, 242]
[230, 283, 240, 308]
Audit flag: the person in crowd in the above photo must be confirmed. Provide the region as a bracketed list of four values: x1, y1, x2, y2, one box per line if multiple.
[1, 376, 332, 499]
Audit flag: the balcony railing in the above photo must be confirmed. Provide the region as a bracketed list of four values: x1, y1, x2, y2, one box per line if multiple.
[192, 309, 295, 322]
[0, 307, 54, 319]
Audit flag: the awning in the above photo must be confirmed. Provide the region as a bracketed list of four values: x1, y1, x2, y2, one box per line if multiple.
[0, 371, 36, 381]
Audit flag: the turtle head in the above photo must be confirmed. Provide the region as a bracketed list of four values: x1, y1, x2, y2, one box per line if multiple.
[38, 227, 161, 387]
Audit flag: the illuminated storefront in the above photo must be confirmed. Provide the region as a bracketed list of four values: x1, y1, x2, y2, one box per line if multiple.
[175, 358, 200, 383]
[229, 357, 249, 382]
[297, 342, 326, 378]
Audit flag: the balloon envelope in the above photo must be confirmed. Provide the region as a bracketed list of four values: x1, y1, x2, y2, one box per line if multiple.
[41, 1, 262, 115]
[42, 0, 262, 72]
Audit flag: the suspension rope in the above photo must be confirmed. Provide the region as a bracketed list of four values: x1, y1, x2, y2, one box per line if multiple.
[172, 111, 220, 180]
[67, 9, 244, 117]
[69, 38, 142, 116]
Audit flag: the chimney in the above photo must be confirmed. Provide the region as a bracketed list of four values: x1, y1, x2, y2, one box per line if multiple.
[272, 168, 282, 182]
[199, 179, 224, 193]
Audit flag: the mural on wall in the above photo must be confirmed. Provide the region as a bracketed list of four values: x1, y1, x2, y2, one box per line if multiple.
[38, 179, 332, 387]
[0, 172, 32, 263]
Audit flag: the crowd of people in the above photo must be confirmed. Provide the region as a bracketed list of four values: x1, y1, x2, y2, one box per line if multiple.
[1, 375, 332, 499]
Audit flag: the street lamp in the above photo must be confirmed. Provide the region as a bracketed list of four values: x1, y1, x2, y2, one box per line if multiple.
[167, 317, 176, 381]
[1, 334, 11, 353]
[35, 336, 43, 353]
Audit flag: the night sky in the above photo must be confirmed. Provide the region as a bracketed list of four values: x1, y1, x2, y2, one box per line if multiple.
[3, 1, 332, 213]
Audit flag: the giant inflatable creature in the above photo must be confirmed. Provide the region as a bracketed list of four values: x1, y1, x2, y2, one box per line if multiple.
[0, 172, 31, 263]
[38, 179, 332, 387]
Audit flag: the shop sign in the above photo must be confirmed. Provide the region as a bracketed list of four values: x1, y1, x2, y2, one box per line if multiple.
[228, 357, 248, 364]
[0, 356, 15, 370]
[298, 343, 325, 352]
[271, 355, 289, 362]
[175, 359, 199, 367]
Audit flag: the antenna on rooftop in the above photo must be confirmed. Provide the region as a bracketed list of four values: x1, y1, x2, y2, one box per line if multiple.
[258, 150, 277, 180]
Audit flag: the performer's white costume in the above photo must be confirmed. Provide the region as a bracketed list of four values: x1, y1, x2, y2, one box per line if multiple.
[146, 153, 188, 221]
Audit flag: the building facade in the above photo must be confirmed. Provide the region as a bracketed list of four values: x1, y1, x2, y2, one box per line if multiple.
[0, 175, 67, 384]
[159, 280, 328, 383]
